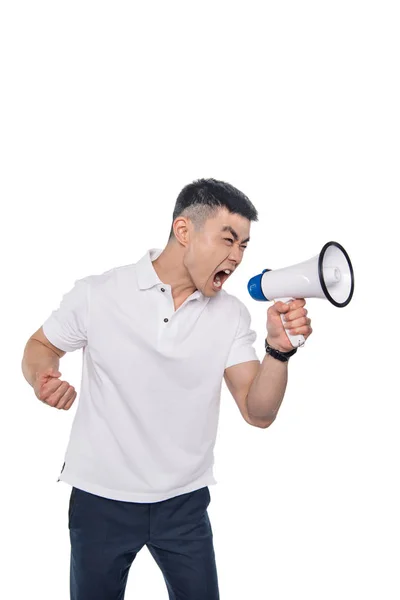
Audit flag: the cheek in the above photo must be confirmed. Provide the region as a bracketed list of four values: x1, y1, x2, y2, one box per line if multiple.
[193, 248, 231, 284]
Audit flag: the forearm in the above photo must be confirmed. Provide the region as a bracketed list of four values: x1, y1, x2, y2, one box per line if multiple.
[246, 351, 288, 423]
[21, 340, 60, 388]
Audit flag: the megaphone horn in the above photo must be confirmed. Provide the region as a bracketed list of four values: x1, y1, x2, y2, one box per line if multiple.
[247, 241, 354, 349]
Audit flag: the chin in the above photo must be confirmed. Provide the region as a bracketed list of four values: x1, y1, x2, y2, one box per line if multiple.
[205, 284, 221, 296]
[201, 289, 212, 297]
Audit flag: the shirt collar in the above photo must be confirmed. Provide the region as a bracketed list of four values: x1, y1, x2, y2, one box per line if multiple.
[136, 248, 207, 303]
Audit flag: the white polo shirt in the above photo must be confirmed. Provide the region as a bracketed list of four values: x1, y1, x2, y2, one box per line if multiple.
[42, 248, 259, 502]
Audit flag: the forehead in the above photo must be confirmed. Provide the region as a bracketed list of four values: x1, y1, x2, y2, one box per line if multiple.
[210, 207, 250, 234]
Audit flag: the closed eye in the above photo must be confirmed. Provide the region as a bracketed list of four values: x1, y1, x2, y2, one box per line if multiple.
[224, 238, 247, 249]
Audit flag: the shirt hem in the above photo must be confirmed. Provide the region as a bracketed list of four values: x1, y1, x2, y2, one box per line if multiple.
[57, 473, 217, 503]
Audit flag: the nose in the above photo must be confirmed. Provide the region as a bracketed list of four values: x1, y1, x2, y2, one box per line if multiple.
[227, 244, 242, 265]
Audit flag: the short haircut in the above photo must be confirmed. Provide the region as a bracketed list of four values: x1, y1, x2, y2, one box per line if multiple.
[168, 178, 258, 241]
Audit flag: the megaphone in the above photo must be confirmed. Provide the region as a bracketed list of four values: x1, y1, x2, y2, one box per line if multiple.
[247, 241, 354, 349]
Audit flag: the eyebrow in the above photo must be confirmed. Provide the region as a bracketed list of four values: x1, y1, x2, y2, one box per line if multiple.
[221, 226, 250, 244]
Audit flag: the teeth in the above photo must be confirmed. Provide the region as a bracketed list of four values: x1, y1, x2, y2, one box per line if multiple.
[224, 269, 231, 274]
[214, 279, 221, 287]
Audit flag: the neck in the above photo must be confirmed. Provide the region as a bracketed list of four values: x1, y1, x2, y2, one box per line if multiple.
[152, 241, 197, 301]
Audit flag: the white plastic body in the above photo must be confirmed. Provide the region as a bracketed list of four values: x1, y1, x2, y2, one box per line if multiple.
[260, 247, 350, 304]
[275, 297, 306, 348]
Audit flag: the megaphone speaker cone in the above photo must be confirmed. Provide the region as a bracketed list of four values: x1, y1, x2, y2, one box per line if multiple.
[318, 241, 354, 308]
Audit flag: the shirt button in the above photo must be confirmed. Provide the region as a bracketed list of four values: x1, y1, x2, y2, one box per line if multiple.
[161, 287, 165, 292]
[164, 318, 169, 323]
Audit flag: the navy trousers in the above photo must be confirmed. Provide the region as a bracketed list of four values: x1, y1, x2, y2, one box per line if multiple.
[68, 485, 220, 600]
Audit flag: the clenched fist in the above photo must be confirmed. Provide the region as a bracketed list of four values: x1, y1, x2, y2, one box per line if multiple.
[34, 366, 77, 410]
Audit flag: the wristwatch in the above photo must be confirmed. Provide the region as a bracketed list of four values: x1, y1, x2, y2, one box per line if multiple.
[265, 339, 298, 362]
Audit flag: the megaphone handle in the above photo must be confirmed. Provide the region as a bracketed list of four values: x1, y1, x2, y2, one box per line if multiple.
[275, 297, 306, 349]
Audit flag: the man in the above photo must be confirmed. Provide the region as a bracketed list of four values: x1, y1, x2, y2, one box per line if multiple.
[21, 178, 312, 599]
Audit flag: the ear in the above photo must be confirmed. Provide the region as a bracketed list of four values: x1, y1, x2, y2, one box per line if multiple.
[173, 216, 191, 245]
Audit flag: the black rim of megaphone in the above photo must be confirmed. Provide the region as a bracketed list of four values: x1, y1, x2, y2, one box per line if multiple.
[318, 241, 354, 307]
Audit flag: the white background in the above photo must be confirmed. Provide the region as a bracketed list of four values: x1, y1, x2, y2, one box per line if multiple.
[2, 1, 399, 598]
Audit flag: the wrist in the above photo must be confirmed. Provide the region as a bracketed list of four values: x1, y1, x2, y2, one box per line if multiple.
[266, 338, 289, 353]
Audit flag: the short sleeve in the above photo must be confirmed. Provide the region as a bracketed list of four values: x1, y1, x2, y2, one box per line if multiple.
[42, 277, 90, 352]
[225, 300, 259, 369]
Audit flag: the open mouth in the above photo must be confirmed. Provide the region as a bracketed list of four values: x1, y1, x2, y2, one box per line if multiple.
[212, 269, 232, 291]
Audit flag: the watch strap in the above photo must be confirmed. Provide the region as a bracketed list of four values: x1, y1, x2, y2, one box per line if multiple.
[265, 339, 298, 362]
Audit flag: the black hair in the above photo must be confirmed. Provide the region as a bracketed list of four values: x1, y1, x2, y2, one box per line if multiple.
[168, 178, 258, 241]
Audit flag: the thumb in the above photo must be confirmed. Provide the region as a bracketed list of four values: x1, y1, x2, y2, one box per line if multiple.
[276, 301, 292, 314]
[40, 366, 62, 379]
